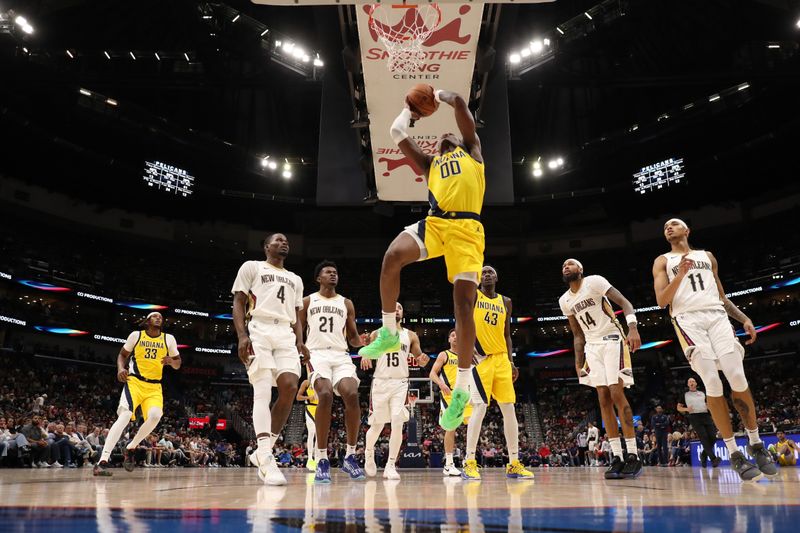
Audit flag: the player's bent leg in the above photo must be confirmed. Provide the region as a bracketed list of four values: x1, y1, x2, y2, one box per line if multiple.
[608, 382, 644, 478]
[95, 409, 132, 476]
[272, 371, 299, 439]
[337, 378, 366, 480]
[498, 403, 532, 479]
[364, 424, 383, 477]
[440, 279, 478, 431]
[596, 387, 625, 479]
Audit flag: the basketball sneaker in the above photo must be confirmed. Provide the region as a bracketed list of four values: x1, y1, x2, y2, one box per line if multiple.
[358, 327, 400, 360]
[306, 458, 317, 472]
[506, 460, 534, 479]
[383, 463, 401, 480]
[747, 442, 778, 477]
[461, 459, 481, 481]
[364, 451, 377, 477]
[604, 456, 625, 479]
[621, 453, 643, 479]
[442, 464, 461, 477]
[122, 448, 135, 472]
[440, 389, 469, 431]
[315, 458, 332, 484]
[342, 455, 366, 480]
[93, 461, 112, 477]
[730, 451, 763, 482]
[249, 450, 287, 486]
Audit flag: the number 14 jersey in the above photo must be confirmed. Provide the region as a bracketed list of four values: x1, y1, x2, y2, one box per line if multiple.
[305, 292, 348, 352]
[559, 275, 623, 343]
[663, 250, 723, 316]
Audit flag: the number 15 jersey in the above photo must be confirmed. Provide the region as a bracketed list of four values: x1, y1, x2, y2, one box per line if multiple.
[559, 275, 623, 343]
[305, 292, 348, 353]
[231, 261, 304, 325]
[663, 250, 723, 316]
[374, 328, 410, 379]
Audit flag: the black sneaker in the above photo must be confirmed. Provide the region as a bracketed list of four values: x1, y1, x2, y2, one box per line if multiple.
[604, 456, 625, 479]
[747, 442, 778, 478]
[730, 451, 762, 482]
[123, 448, 135, 472]
[711, 456, 721, 468]
[621, 453, 643, 479]
[93, 461, 112, 477]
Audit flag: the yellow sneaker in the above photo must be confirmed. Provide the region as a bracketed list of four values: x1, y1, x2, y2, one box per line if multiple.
[506, 460, 534, 479]
[461, 459, 481, 480]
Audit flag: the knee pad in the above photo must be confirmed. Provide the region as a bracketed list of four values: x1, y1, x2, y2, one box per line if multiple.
[721, 356, 749, 392]
[116, 406, 133, 421]
[702, 373, 724, 397]
[253, 376, 273, 402]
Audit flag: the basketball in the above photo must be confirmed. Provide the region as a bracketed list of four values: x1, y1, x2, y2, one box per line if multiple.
[406, 84, 438, 117]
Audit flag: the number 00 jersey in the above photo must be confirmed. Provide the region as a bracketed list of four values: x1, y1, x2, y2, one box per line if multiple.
[427, 146, 485, 215]
[373, 328, 410, 379]
[122, 330, 179, 382]
[305, 292, 348, 352]
[559, 275, 624, 343]
[663, 250, 723, 316]
[474, 290, 508, 356]
[231, 261, 304, 325]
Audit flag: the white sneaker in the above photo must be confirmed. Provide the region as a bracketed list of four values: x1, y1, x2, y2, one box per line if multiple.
[383, 464, 400, 480]
[249, 451, 286, 486]
[442, 464, 461, 476]
[364, 450, 377, 477]
[52, 461, 63, 468]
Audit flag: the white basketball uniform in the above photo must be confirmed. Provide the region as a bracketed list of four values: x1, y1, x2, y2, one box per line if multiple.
[368, 328, 411, 425]
[559, 275, 633, 388]
[665, 250, 744, 369]
[306, 292, 359, 394]
[231, 261, 304, 383]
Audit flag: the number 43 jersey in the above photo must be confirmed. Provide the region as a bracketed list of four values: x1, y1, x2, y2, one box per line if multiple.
[663, 250, 723, 317]
[231, 261, 305, 325]
[559, 275, 624, 343]
[305, 292, 348, 352]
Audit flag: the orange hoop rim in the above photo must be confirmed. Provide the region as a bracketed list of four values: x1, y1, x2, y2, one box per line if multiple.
[368, 3, 443, 44]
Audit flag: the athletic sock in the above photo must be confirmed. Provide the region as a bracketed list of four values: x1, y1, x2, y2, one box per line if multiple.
[610, 438, 623, 460]
[382, 311, 397, 334]
[625, 438, 637, 457]
[745, 427, 761, 446]
[316, 448, 328, 461]
[724, 437, 739, 455]
[445, 453, 454, 466]
[346, 444, 357, 457]
[454, 368, 471, 392]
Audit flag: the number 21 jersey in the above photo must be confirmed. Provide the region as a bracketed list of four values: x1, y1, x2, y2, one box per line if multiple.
[559, 275, 622, 343]
[663, 250, 723, 316]
[305, 292, 348, 352]
[231, 261, 304, 325]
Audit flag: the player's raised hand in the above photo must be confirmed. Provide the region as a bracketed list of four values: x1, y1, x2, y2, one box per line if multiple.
[742, 319, 758, 345]
[237, 336, 253, 366]
[626, 326, 642, 352]
[403, 100, 422, 121]
[678, 254, 694, 277]
[416, 353, 430, 367]
[116, 368, 129, 383]
[360, 358, 373, 371]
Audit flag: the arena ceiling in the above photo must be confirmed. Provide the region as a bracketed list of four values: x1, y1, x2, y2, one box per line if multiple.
[1, 0, 799, 231]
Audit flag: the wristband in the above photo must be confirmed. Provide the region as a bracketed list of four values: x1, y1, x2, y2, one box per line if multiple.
[434, 89, 443, 103]
[625, 314, 638, 325]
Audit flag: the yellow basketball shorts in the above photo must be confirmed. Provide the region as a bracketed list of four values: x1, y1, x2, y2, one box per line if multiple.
[404, 216, 485, 284]
[474, 353, 516, 404]
[119, 378, 163, 421]
[778, 452, 797, 466]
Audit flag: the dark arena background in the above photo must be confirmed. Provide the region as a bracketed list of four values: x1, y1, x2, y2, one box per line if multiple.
[1, 1, 799, 532]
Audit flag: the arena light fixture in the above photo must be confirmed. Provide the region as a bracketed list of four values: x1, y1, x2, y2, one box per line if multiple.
[738, 82, 749, 91]
[66, 50, 74, 59]
[155, 52, 161, 61]
[261, 156, 270, 168]
[533, 168, 543, 178]
[509, 53, 521, 64]
[282, 169, 292, 179]
[556, 27, 565, 35]
[260, 28, 269, 37]
[183, 52, 190, 61]
[530, 40, 543, 54]
[105, 98, 118, 106]
[292, 47, 304, 59]
[520, 48, 531, 58]
[129, 51, 136, 60]
[547, 159, 558, 169]
[767, 43, 780, 49]
[79, 88, 92, 96]
[796, 17, 800, 29]
[708, 94, 720, 102]
[584, 12, 593, 20]
[313, 56, 323, 67]
[103, 50, 111, 59]
[543, 38, 551, 46]
[268, 161, 278, 170]
[231, 14, 241, 23]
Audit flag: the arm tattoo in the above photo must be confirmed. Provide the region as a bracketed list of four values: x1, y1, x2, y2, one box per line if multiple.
[723, 298, 750, 325]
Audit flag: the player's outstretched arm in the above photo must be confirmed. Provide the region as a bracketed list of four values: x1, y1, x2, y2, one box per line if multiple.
[408, 330, 430, 367]
[434, 90, 482, 162]
[344, 299, 364, 348]
[566, 315, 586, 377]
[605, 287, 641, 352]
[708, 252, 757, 344]
[429, 351, 449, 392]
[390, 107, 433, 175]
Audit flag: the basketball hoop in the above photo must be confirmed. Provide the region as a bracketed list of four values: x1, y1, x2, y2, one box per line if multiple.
[368, 3, 442, 73]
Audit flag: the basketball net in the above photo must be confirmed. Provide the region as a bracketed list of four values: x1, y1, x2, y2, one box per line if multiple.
[407, 392, 418, 417]
[368, 3, 442, 73]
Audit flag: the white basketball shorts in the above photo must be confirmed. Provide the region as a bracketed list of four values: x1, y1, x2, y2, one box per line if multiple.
[309, 349, 359, 394]
[368, 377, 410, 425]
[583, 339, 634, 389]
[672, 309, 745, 369]
[247, 319, 301, 384]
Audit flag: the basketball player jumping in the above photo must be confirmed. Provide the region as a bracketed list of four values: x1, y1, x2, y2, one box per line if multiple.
[232, 233, 308, 486]
[361, 303, 429, 480]
[296, 370, 318, 471]
[93, 312, 181, 476]
[429, 328, 473, 477]
[559, 259, 644, 479]
[461, 266, 534, 480]
[298, 260, 366, 484]
[653, 218, 777, 481]
[359, 88, 486, 433]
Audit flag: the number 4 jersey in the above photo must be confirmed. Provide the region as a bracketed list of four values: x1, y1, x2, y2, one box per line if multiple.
[663, 250, 723, 316]
[559, 275, 624, 343]
[305, 292, 348, 352]
[231, 261, 304, 325]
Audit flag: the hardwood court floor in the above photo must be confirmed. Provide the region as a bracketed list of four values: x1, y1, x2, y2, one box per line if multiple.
[0, 466, 798, 532]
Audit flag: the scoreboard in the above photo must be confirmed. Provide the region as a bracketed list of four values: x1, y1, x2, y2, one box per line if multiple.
[143, 160, 195, 197]
[633, 157, 685, 195]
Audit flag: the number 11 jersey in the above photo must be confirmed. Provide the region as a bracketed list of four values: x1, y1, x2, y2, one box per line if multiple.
[559, 275, 623, 343]
[305, 292, 348, 352]
[663, 250, 723, 316]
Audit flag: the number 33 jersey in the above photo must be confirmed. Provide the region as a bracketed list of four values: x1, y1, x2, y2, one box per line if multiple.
[559, 275, 623, 343]
[231, 261, 304, 325]
[663, 250, 723, 316]
[305, 292, 348, 352]
[123, 330, 179, 382]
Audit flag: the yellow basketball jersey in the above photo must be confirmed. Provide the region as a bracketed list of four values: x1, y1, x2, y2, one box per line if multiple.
[474, 291, 508, 356]
[427, 147, 485, 215]
[440, 349, 460, 388]
[306, 385, 318, 406]
[130, 331, 168, 382]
